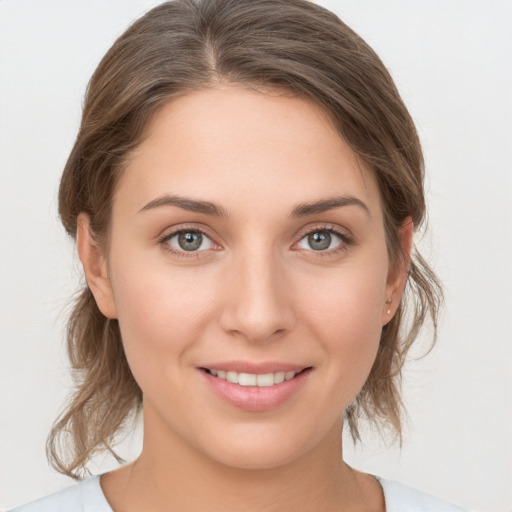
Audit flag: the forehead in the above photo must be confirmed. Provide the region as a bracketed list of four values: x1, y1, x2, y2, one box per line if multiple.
[116, 86, 382, 218]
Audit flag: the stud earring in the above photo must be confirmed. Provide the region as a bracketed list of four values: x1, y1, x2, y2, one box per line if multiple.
[385, 298, 392, 315]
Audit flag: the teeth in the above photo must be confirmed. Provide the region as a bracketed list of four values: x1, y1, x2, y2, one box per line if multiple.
[274, 371, 285, 384]
[207, 369, 301, 387]
[256, 373, 274, 387]
[239, 373, 257, 386]
[226, 371, 238, 384]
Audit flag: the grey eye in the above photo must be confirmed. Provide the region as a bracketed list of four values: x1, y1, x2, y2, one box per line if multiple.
[167, 230, 214, 252]
[178, 231, 203, 251]
[307, 231, 331, 251]
[297, 229, 342, 251]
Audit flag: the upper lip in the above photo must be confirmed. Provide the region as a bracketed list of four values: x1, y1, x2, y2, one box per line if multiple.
[198, 361, 311, 374]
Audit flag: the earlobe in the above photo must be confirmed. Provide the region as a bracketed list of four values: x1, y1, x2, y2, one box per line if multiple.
[382, 217, 414, 324]
[76, 213, 118, 319]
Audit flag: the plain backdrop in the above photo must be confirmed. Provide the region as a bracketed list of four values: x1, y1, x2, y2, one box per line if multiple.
[1, 1, 511, 510]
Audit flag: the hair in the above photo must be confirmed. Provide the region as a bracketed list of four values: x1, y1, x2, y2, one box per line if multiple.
[48, 0, 442, 479]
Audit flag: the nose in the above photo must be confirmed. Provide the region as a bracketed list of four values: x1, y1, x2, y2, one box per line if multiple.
[219, 247, 296, 344]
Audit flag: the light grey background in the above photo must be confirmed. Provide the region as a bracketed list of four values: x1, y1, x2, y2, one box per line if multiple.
[1, 1, 511, 510]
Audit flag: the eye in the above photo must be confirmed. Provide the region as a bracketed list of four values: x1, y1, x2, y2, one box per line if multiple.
[165, 229, 215, 252]
[297, 229, 344, 252]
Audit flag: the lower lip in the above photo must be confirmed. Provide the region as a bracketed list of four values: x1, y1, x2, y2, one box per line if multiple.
[199, 369, 312, 411]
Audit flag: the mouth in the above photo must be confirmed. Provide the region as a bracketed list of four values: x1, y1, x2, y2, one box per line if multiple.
[199, 367, 312, 388]
[199, 365, 313, 411]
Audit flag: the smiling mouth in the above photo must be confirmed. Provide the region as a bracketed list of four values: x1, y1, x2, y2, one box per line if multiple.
[200, 367, 311, 387]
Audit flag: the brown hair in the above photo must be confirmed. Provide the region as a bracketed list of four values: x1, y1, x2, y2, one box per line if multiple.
[49, 0, 442, 478]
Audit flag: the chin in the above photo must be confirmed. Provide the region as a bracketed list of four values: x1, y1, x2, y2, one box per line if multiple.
[196, 423, 319, 471]
[210, 443, 302, 471]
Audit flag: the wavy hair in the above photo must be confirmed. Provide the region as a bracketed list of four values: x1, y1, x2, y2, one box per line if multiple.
[48, 0, 442, 478]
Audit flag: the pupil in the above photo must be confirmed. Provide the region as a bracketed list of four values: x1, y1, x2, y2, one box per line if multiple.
[178, 231, 202, 251]
[308, 231, 331, 251]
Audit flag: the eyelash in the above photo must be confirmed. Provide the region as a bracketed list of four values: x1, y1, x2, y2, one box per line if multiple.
[158, 225, 216, 259]
[294, 224, 353, 257]
[158, 224, 353, 258]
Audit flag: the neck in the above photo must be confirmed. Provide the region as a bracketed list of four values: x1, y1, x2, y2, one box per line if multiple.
[101, 409, 383, 512]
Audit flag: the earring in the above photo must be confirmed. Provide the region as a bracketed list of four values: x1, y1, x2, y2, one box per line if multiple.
[385, 298, 392, 315]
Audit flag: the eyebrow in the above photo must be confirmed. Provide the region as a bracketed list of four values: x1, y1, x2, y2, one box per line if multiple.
[290, 195, 370, 218]
[138, 193, 369, 218]
[138, 194, 229, 217]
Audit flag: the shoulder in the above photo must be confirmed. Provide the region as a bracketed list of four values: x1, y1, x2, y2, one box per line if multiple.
[377, 476, 476, 512]
[6, 476, 112, 512]
[7, 474, 477, 512]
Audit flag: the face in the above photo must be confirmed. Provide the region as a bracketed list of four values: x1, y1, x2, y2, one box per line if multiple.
[80, 86, 409, 470]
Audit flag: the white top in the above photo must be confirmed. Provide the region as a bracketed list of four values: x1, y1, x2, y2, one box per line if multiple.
[7, 475, 475, 511]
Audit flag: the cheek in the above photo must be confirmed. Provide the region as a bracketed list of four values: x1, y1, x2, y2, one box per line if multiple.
[303, 257, 387, 330]
[109, 259, 217, 383]
[299, 259, 388, 386]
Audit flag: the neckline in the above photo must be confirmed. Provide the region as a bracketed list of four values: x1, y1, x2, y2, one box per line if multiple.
[87, 474, 391, 511]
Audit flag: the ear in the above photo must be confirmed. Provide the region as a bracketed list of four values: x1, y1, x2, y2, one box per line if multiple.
[382, 216, 414, 324]
[76, 213, 118, 319]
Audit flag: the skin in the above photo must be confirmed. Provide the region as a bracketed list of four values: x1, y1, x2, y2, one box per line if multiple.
[78, 86, 412, 512]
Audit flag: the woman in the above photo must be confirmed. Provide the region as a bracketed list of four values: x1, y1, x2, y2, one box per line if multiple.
[8, 0, 474, 510]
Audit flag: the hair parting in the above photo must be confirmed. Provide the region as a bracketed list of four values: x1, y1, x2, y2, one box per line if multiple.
[49, 0, 442, 478]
